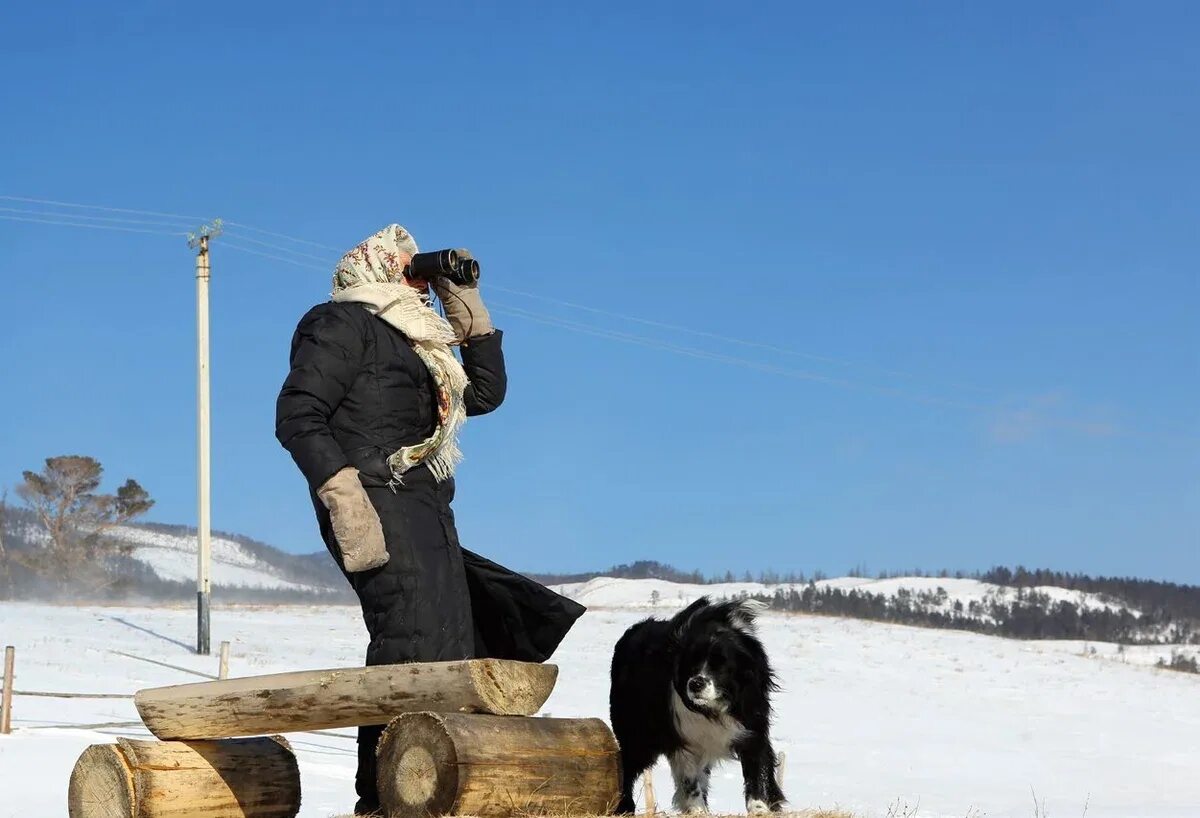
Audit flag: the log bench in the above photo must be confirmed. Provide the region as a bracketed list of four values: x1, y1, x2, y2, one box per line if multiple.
[68, 658, 621, 818]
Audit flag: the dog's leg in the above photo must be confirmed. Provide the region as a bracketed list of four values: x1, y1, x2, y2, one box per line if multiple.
[699, 763, 713, 812]
[616, 750, 656, 814]
[738, 737, 785, 813]
[668, 752, 710, 814]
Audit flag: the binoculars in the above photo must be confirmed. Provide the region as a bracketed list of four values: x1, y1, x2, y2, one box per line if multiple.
[405, 249, 480, 287]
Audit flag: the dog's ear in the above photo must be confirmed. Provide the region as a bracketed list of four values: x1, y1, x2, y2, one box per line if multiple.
[729, 598, 769, 634]
[671, 596, 712, 639]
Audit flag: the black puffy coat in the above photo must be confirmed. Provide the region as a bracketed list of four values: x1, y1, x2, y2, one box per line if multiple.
[275, 301, 584, 810]
[276, 301, 508, 494]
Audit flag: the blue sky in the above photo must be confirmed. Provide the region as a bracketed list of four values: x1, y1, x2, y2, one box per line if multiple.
[1, 2, 1196, 582]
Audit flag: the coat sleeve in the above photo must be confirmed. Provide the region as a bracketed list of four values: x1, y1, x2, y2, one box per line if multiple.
[275, 305, 364, 491]
[460, 329, 507, 416]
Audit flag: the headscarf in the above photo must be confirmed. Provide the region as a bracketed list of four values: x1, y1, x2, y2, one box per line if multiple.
[331, 224, 468, 483]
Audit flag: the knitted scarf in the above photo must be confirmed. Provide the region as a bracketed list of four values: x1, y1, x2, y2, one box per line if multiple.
[330, 224, 468, 483]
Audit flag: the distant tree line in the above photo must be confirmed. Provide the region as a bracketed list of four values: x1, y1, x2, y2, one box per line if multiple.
[1156, 651, 1200, 674]
[742, 583, 1199, 646]
[979, 565, 1200, 622]
[529, 560, 818, 586]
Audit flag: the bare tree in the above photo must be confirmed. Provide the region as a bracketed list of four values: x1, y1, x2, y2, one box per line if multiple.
[15, 455, 153, 583]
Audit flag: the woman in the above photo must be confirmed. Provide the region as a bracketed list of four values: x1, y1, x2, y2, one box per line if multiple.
[275, 224, 583, 816]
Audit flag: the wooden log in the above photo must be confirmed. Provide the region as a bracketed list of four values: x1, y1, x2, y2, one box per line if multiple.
[134, 659, 557, 740]
[67, 736, 299, 818]
[642, 769, 656, 815]
[376, 712, 621, 818]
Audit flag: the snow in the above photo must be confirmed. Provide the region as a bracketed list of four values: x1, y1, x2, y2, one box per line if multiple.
[2, 589, 1198, 817]
[112, 526, 325, 591]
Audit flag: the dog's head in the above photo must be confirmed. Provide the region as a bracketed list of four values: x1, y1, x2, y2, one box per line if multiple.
[670, 596, 775, 716]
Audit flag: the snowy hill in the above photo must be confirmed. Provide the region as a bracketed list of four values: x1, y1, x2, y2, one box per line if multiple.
[551, 575, 1134, 617]
[546, 574, 1200, 646]
[1, 507, 346, 597]
[111, 525, 336, 592]
[3, 507, 1194, 645]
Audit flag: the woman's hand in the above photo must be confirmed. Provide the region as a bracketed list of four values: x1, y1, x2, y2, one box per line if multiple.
[432, 256, 494, 342]
[317, 467, 389, 572]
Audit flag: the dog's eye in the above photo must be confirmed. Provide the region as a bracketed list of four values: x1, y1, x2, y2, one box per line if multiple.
[709, 653, 725, 669]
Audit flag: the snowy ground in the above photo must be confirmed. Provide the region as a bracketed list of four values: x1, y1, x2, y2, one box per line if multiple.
[0, 595, 1197, 818]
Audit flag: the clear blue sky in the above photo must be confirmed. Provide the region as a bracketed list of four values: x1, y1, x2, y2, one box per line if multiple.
[1, 2, 1197, 582]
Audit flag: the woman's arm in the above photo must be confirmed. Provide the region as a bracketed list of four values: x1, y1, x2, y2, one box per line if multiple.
[460, 330, 507, 416]
[275, 304, 365, 491]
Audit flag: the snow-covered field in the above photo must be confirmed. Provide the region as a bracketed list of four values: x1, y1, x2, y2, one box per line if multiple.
[1, 585, 1197, 817]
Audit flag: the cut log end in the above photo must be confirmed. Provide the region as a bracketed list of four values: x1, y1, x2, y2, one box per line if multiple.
[378, 713, 460, 815]
[470, 659, 559, 715]
[68, 745, 135, 818]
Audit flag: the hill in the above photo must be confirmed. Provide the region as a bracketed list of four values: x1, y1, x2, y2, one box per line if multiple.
[3, 508, 1197, 650]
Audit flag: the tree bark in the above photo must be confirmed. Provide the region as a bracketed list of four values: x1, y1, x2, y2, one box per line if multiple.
[135, 659, 557, 739]
[67, 737, 299, 818]
[376, 712, 621, 817]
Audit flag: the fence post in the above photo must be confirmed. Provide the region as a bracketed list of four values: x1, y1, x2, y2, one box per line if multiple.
[2, 645, 14, 734]
[776, 750, 786, 783]
[218, 641, 230, 680]
[643, 769, 656, 815]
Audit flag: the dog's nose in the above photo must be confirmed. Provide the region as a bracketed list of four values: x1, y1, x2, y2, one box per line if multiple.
[687, 676, 706, 694]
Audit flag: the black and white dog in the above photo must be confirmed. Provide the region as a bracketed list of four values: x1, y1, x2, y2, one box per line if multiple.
[609, 597, 785, 814]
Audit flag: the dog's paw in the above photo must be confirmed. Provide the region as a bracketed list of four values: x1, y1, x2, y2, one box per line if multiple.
[673, 793, 709, 815]
[746, 798, 773, 815]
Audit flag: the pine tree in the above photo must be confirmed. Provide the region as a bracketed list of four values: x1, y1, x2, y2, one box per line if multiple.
[14, 455, 154, 584]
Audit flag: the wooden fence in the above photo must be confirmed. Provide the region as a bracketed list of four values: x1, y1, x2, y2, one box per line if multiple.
[0, 640, 231, 734]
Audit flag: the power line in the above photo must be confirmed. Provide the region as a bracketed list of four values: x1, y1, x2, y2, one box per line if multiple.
[222, 220, 343, 253]
[205, 234, 981, 408]
[206, 219, 943, 385]
[214, 234, 938, 401]
[0, 194, 204, 222]
[490, 304, 847, 384]
[183, 223, 1005, 400]
[0, 192, 993, 407]
[489, 284, 860, 368]
[0, 212, 187, 236]
[491, 302, 983, 410]
[207, 220, 989, 394]
[0, 206, 197, 229]
[221, 240, 330, 272]
[486, 283, 999, 396]
[219, 230, 339, 263]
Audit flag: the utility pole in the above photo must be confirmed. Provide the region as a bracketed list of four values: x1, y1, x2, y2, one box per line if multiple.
[187, 218, 221, 656]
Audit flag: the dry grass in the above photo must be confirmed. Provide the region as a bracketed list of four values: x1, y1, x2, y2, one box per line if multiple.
[330, 813, 856, 818]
